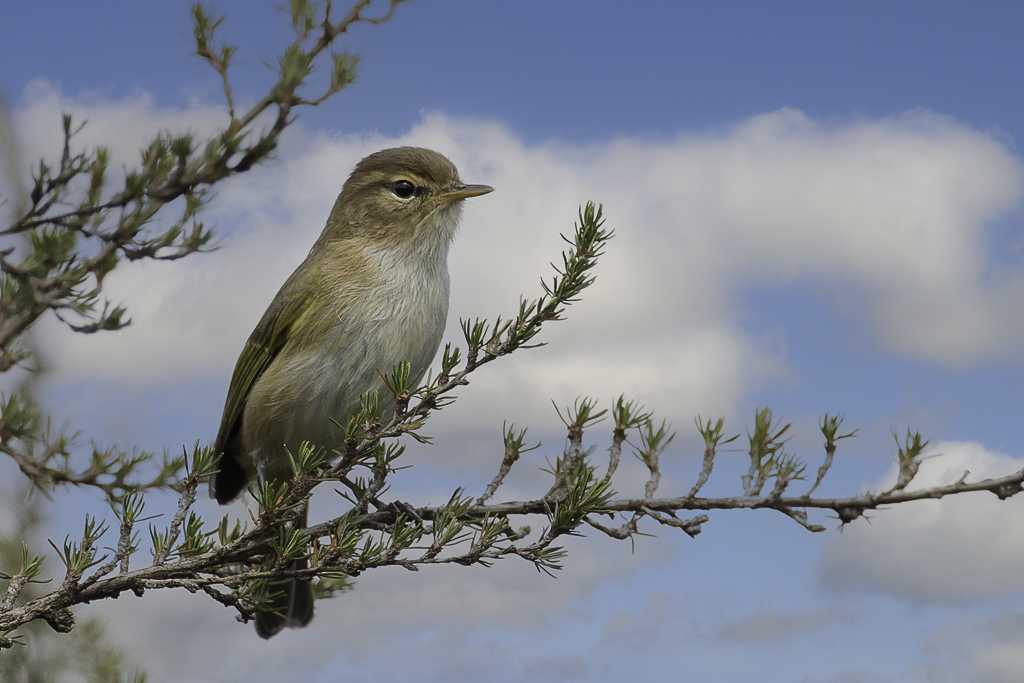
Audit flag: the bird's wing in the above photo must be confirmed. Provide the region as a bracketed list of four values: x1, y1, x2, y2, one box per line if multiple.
[211, 279, 316, 502]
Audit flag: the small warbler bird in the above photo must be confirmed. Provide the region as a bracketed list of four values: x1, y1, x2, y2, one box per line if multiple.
[210, 147, 492, 638]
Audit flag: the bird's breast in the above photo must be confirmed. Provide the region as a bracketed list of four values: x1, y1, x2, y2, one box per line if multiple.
[241, 246, 451, 481]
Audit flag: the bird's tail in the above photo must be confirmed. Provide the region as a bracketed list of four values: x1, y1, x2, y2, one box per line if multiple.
[255, 508, 314, 639]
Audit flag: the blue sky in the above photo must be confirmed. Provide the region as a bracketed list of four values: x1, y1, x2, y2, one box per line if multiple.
[3, 1, 1024, 682]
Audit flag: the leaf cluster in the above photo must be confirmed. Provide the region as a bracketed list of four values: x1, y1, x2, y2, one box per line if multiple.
[0, 0, 402, 506]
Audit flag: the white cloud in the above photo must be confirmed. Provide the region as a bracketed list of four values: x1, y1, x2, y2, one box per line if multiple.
[717, 605, 853, 643]
[903, 610, 1024, 683]
[818, 440, 1024, 602]
[9, 78, 230, 180]
[15, 87, 1023, 444]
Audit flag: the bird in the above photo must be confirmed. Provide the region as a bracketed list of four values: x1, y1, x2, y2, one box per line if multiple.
[210, 146, 493, 638]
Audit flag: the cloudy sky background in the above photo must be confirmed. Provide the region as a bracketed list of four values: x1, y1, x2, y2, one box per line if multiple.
[3, 1, 1024, 681]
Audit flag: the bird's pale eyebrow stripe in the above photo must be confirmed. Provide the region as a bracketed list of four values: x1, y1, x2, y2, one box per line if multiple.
[386, 173, 430, 184]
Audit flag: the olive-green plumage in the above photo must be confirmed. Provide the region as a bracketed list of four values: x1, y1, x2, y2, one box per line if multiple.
[210, 147, 492, 638]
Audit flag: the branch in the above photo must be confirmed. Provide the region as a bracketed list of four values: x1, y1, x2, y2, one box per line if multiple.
[0, 201, 612, 640]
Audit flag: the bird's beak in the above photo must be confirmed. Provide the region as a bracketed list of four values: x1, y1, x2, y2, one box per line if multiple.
[441, 184, 494, 201]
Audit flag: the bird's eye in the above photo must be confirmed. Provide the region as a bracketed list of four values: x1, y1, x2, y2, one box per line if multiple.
[391, 180, 416, 199]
